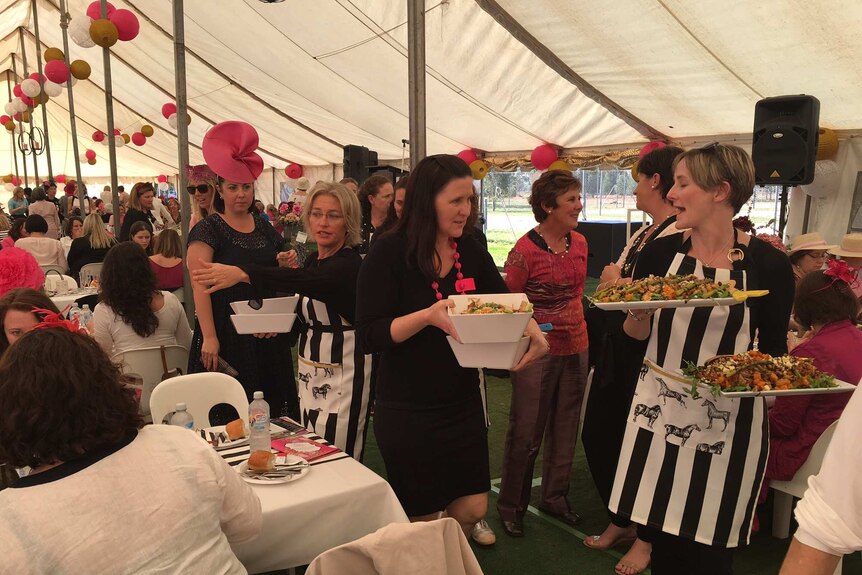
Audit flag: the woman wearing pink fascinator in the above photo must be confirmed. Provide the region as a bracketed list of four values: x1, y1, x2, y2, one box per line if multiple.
[185, 121, 298, 421]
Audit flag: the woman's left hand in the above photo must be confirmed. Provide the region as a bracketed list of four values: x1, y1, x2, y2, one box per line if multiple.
[191, 261, 249, 293]
[511, 321, 549, 371]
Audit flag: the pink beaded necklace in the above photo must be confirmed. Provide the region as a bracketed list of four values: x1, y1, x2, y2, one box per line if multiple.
[431, 238, 466, 300]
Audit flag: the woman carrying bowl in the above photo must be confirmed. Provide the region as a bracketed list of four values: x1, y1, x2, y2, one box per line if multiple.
[496, 169, 588, 538]
[356, 154, 548, 543]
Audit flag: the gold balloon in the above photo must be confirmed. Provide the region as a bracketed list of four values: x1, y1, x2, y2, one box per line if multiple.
[469, 159, 489, 180]
[90, 19, 119, 48]
[3, 121, 14, 131]
[70, 60, 91, 80]
[547, 160, 571, 172]
[2, 175, 11, 183]
[20, 111, 30, 123]
[141, 124, 154, 137]
[630, 160, 640, 182]
[87, 158, 97, 165]
[816, 127, 839, 161]
[122, 133, 131, 144]
[44, 47, 65, 62]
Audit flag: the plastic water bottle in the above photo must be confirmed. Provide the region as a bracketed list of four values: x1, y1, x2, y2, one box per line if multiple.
[169, 402, 194, 429]
[79, 304, 93, 332]
[248, 391, 271, 452]
[68, 303, 81, 323]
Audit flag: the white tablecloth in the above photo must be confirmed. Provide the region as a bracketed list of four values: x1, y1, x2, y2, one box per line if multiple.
[49, 287, 98, 310]
[224, 433, 408, 573]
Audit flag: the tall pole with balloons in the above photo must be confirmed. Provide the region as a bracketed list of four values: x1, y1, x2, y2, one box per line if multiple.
[31, 0, 54, 180]
[59, 0, 85, 194]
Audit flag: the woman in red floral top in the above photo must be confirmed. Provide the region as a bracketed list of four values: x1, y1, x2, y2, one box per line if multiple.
[497, 170, 589, 537]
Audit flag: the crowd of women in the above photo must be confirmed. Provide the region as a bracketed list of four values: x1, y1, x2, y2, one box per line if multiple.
[1, 120, 861, 574]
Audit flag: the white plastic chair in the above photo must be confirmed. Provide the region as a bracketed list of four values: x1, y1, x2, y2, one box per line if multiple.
[149, 372, 249, 427]
[79, 262, 103, 286]
[172, 288, 184, 303]
[112, 345, 189, 418]
[771, 421, 839, 540]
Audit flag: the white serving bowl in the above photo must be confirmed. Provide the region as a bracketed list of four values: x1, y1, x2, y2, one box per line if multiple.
[230, 313, 297, 335]
[230, 295, 299, 315]
[447, 293, 532, 343]
[447, 336, 530, 369]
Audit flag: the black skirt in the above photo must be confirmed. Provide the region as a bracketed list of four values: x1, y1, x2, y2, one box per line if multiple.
[374, 395, 490, 516]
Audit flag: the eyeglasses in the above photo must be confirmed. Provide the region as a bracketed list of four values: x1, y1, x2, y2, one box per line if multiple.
[187, 184, 210, 195]
[805, 251, 828, 259]
[309, 211, 344, 221]
[698, 141, 731, 176]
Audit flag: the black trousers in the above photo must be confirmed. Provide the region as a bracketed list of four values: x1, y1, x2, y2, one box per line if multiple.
[651, 531, 734, 575]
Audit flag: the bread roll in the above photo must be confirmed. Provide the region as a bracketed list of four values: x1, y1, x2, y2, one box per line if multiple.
[225, 418, 247, 440]
[248, 450, 275, 471]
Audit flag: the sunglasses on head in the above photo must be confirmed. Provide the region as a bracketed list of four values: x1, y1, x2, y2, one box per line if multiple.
[187, 184, 210, 194]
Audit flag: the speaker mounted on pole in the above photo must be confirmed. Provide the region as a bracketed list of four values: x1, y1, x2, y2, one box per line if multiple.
[752, 95, 820, 186]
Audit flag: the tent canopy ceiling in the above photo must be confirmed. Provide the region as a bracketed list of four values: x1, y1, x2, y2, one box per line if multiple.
[1, 0, 861, 178]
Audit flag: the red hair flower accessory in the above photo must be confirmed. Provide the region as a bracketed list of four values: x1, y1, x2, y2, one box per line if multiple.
[30, 306, 84, 334]
[823, 258, 858, 285]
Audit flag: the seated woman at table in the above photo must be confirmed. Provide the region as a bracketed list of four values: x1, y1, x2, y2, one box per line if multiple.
[356, 154, 548, 542]
[763, 263, 862, 493]
[0, 288, 60, 356]
[150, 228, 184, 290]
[67, 213, 116, 285]
[192, 182, 372, 459]
[129, 221, 153, 255]
[59, 216, 84, 258]
[27, 187, 61, 240]
[93, 242, 192, 357]
[15, 215, 67, 271]
[0, 324, 262, 572]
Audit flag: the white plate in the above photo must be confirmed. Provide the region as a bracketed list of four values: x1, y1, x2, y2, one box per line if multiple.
[237, 454, 310, 484]
[591, 297, 741, 311]
[447, 293, 532, 344]
[447, 336, 530, 369]
[230, 296, 299, 315]
[697, 378, 857, 398]
[230, 313, 297, 334]
[199, 425, 248, 450]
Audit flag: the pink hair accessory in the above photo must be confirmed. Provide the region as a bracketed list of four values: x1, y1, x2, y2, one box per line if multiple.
[30, 306, 83, 334]
[185, 163, 218, 184]
[823, 258, 858, 285]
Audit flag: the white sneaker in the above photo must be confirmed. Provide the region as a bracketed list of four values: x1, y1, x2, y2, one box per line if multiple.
[471, 519, 497, 545]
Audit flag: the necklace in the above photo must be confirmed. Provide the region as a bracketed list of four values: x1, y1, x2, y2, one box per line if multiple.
[431, 238, 465, 300]
[696, 231, 743, 268]
[535, 226, 570, 256]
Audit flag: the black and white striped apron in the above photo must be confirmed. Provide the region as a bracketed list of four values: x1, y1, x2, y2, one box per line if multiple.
[296, 296, 372, 460]
[609, 244, 769, 548]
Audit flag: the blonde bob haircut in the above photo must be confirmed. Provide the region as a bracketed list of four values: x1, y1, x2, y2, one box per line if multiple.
[301, 181, 362, 247]
[672, 143, 755, 214]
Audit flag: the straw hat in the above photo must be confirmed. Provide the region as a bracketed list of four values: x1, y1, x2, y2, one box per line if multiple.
[295, 177, 310, 191]
[787, 232, 836, 255]
[829, 233, 862, 258]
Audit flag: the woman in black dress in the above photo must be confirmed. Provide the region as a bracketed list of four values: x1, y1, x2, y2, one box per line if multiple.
[356, 154, 548, 539]
[120, 182, 157, 242]
[186, 121, 297, 421]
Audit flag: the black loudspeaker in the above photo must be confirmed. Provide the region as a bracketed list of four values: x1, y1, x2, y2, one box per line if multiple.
[343, 145, 381, 183]
[577, 221, 645, 278]
[752, 95, 820, 186]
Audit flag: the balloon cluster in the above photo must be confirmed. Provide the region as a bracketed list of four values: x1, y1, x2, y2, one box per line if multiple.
[71, 2, 140, 49]
[456, 149, 490, 180]
[2, 174, 22, 192]
[161, 102, 191, 129]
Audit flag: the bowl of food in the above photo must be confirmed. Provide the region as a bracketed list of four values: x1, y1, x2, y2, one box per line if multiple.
[446, 293, 533, 343]
[230, 313, 297, 334]
[447, 336, 530, 369]
[230, 295, 299, 315]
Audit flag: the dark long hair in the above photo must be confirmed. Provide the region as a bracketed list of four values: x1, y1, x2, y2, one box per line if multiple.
[393, 154, 472, 280]
[100, 242, 159, 337]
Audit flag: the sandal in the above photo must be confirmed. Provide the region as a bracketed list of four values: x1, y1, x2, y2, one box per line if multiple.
[583, 533, 636, 550]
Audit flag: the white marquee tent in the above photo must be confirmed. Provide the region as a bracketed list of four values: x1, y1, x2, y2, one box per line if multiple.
[1, 0, 862, 239]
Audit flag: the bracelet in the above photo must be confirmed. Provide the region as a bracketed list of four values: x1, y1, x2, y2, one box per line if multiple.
[628, 309, 653, 321]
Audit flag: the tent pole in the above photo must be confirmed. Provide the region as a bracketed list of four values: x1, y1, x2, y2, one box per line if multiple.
[100, 0, 120, 235]
[11, 58, 29, 188]
[5, 71, 22, 186]
[172, 0, 193, 320]
[59, 0, 83, 196]
[31, 0, 53, 180]
[801, 194, 812, 234]
[18, 28, 40, 184]
[271, 167, 276, 206]
[407, 0, 426, 167]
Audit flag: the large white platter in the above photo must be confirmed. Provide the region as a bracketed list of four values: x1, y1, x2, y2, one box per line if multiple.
[447, 293, 532, 344]
[697, 378, 857, 398]
[591, 297, 741, 311]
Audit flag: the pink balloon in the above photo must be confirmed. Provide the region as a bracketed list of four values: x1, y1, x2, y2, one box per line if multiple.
[110, 9, 139, 41]
[531, 144, 558, 171]
[28, 73, 44, 83]
[157, 175, 167, 183]
[44, 60, 70, 84]
[285, 164, 303, 179]
[86, 1, 115, 20]
[13, 113, 20, 121]
[113, 128, 121, 136]
[85, 149, 96, 161]
[55, 174, 67, 183]
[457, 149, 478, 166]
[92, 130, 105, 142]
[0, 115, 9, 125]
[11, 176, 20, 186]
[638, 141, 667, 159]
[19, 95, 34, 108]
[131, 132, 146, 146]
[161, 103, 176, 119]
[12, 84, 22, 97]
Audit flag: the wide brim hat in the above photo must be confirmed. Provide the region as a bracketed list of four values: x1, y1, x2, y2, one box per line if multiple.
[202, 121, 263, 184]
[829, 233, 862, 258]
[295, 176, 310, 191]
[787, 232, 836, 255]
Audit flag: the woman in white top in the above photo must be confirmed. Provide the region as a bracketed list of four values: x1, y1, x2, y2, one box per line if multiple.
[15, 215, 67, 271]
[26, 187, 61, 239]
[93, 242, 192, 356]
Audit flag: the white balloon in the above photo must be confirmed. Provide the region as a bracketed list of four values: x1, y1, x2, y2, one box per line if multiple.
[168, 113, 178, 129]
[70, 16, 96, 48]
[43, 81, 63, 98]
[13, 98, 28, 113]
[69, 76, 78, 87]
[114, 135, 125, 147]
[801, 160, 840, 199]
[20, 79, 41, 98]
[4, 183, 14, 191]
[4, 101, 15, 116]
[158, 181, 169, 192]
